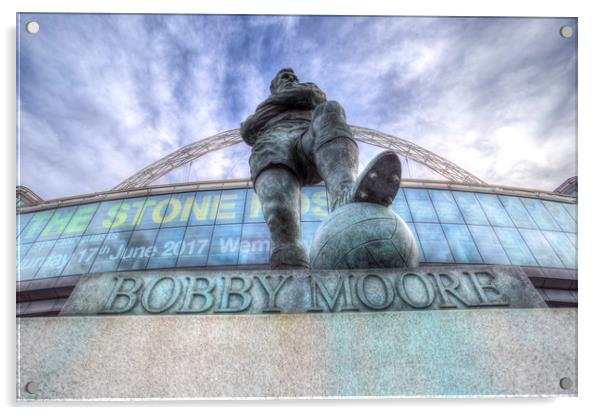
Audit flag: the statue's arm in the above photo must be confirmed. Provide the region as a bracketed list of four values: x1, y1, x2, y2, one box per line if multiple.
[264, 82, 326, 108]
[240, 83, 326, 145]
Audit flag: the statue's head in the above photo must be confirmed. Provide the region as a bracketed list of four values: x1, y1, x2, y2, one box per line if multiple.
[270, 68, 299, 94]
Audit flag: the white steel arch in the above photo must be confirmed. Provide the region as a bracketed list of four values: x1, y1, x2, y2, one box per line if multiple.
[112, 126, 486, 190]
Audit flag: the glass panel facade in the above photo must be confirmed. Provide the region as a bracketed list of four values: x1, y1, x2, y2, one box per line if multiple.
[543, 231, 577, 269]
[493, 227, 538, 266]
[215, 189, 247, 224]
[300, 187, 329, 222]
[404, 189, 437, 222]
[476, 194, 513, 227]
[542, 200, 577, 233]
[441, 224, 483, 263]
[160, 192, 197, 228]
[239, 223, 271, 265]
[147, 227, 187, 269]
[118, 229, 159, 271]
[15, 187, 578, 280]
[429, 190, 464, 224]
[90, 231, 133, 273]
[499, 196, 537, 229]
[452, 191, 489, 225]
[207, 224, 242, 265]
[518, 228, 563, 268]
[61, 234, 107, 276]
[36, 236, 81, 278]
[176, 226, 213, 268]
[520, 198, 561, 231]
[468, 225, 510, 265]
[415, 223, 453, 263]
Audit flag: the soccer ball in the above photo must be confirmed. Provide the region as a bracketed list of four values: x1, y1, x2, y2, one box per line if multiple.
[309, 202, 419, 270]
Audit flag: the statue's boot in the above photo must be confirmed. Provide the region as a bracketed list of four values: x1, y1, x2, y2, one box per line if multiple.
[315, 138, 401, 211]
[256, 168, 310, 270]
[270, 242, 310, 270]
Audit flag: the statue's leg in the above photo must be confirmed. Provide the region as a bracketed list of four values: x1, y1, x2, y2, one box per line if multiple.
[309, 100, 401, 211]
[255, 166, 309, 269]
[308, 101, 359, 211]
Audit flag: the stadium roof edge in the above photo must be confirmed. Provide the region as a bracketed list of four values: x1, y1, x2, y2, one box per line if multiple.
[16, 177, 577, 214]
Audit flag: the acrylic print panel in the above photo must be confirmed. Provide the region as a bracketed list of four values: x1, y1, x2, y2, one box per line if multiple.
[16, 14, 577, 400]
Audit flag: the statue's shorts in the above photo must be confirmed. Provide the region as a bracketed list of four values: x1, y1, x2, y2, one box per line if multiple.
[249, 101, 356, 186]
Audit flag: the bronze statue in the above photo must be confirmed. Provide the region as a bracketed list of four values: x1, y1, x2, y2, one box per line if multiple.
[241, 68, 401, 269]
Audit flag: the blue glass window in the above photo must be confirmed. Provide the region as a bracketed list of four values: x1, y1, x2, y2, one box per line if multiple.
[207, 224, 242, 265]
[542, 200, 577, 233]
[518, 228, 563, 268]
[147, 227, 186, 269]
[562, 203, 577, 221]
[520, 198, 561, 231]
[61, 234, 107, 276]
[499, 196, 537, 229]
[176, 226, 213, 267]
[542, 231, 577, 269]
[476, 194, 513, 227]
[404, 189, 438, 222]
[468, 225, 510, 265]
[134, 195, 172, 230]
[118, 229, 159, 271]
[109, 197, 148, 232]
[17, 213, 34, 237]
[215, 189, 247, 225]
[565, 232, 577, 248]
[239, 223, 271, 265]
[160, 192, 197, 228]
[429, 190, 464, 224]
[36, 237, 81, 278]
[17, 243, 33, 271]
[244, 189, 265, 223]
[18, 240, 56, 280]
[441, 224, 483, 263]
[90, 231, 132, 273]
[19, 210, 54, 243]
[493, 227, 537, 266]
[300, 187, 329, 222]
[84, 200, 124, 235]
[188, 191, 221, 226]
[452, 192, 489, 225]
[37, 207, 78, 241]
[405, 222, 425, 263]
[391, 191, 412, 222]
[301, 221, 320, 253]
[60, 203, 99, 238]
[414, 223, 453, 262]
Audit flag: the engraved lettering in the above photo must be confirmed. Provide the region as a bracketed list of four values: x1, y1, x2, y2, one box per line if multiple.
[467, 271, 509, 306]
[397, 272, 435, 309]
[432, 272, 474, 308]
[99, 276, 142, 314]
[177, 276, 216, 313]
[141, 276, 181, 313]
[254, 275, 292, 313]
[356, 274, 394, 310]
[215, 276, 253, 313]
[307, 275, 359, 312]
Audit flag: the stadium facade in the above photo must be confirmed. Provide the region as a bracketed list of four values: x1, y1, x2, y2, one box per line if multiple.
[16, 127, 578, 317]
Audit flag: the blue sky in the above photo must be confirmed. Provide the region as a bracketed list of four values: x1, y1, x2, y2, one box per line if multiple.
[17, 14, 577, 199]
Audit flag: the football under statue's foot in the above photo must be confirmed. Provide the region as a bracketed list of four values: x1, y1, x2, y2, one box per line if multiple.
[332, 150, 402, 210]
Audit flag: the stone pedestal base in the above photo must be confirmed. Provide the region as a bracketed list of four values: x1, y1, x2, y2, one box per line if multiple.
[17, 308, 576, 400]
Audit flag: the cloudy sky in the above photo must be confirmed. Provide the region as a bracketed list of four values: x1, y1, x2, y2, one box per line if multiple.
[17, 14, 577, 200]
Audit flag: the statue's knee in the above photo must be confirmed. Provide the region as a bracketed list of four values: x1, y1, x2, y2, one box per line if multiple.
[263, 200, 297, 226]
[315, 100, 345, 118]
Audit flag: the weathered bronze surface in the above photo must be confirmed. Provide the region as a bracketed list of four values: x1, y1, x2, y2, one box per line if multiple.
[241, 68, 414, 269]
